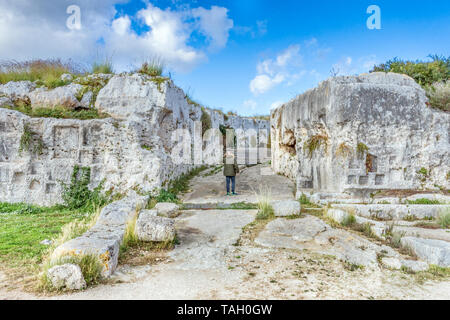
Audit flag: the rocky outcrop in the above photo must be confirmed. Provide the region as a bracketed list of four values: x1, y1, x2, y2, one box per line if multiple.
[271, 72, 449, 201]
[0, 73, 269, 206]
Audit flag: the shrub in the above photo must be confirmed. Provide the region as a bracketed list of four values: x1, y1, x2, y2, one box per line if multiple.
[370, 55, 450, 87]
[298, 193, 311, 205]
[0, 59, 83, 88]
[406, 198, 441, 205]
[60, 165, 108, 213]
[341, 214, 356, 227]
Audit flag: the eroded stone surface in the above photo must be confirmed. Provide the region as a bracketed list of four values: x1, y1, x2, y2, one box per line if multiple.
[155, 202, 180, 218]
[271, 200, 300, 217]
[136, 213, 175, 242]
[255, 215, 400, 267]
[271, 72, 449, 200]
[401, 237, 450, 267]
[47, 264, 86, 290]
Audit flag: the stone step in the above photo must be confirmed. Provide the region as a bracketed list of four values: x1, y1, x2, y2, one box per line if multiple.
[182, 201, 258, 210]
[331, 203, 449, 221]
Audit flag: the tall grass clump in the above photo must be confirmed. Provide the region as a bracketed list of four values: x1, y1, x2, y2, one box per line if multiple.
[255, 185, 274, 220]
[91, 58, 114, 74]
[40, 207, 103, 290]
[138, 58, 164, 77]
[0, 59, 82, 88]
[438, 207, 450, 229]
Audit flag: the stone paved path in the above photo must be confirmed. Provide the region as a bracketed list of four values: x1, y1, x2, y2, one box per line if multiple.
[181, 163, 295, 207]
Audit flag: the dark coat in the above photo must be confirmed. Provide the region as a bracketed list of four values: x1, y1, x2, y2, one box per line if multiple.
[223, 156, 239, 176]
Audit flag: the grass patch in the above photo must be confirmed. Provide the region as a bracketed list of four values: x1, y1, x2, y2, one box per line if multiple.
[0, 59, 82, 88]
[91, 57, 114, 74]
[229, 202, 258, 210]
[343, 261, 364, 272]
[406, 198, 442, 205]
[1, 103, 109, 120]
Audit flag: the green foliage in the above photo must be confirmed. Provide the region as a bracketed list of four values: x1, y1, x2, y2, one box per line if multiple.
[417, 167, 429, 182]
[0, 59, 82, 88]
[18, 123, 43, 156]
[2, 103, 109, 120]
[341, 214, 356, 227]
[141, 144, 152, 151]
[406, 198, 441, 205]
[371, 55, 450, 87]
[200, 107, 212, 137]
[303, 134, 328, 159]
[74, 74, 111, 107]
[298, 193, 311, 205]
[60, 165, 108, 213]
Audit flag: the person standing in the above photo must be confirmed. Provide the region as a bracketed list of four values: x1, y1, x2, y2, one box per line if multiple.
[223, 151, 239, 196]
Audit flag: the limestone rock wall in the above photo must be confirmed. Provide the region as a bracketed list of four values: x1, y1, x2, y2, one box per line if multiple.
[271, 72, 449, 198]
[0, 73, 269, 206]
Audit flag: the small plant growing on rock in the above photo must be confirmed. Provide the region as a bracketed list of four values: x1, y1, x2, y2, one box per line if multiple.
[200, 107, 212, 137]
[60, 165, 108, 213]
[416, 167, 429, 182]
[19, 123, 44, 156]
[356, 142, 369, 158]
[303, 134, 328, 159]
[138, 59, 164, 77]
[335, 142, 352, 158]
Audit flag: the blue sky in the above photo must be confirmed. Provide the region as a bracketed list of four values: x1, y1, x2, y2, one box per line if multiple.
[0, 0, 449, 116]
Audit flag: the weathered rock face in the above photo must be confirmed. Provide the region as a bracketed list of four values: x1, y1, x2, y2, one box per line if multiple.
[271, 73, 449, 200]
[0, 73, 269, 205]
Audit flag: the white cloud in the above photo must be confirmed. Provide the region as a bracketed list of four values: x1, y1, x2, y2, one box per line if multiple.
[331, 55, 378, 76]
[192, 6, 233, 50]
[0, 1, 234, 72]
[250, 44, 301, 95]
